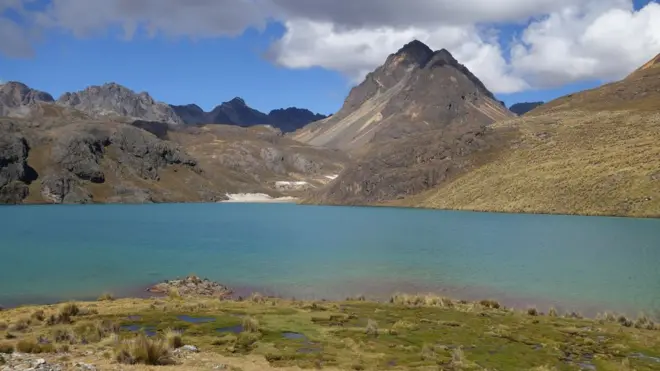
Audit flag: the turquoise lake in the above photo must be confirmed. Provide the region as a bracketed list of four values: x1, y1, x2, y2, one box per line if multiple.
[1, 203, 659, 316]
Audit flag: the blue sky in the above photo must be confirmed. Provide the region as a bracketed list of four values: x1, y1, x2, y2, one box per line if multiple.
[0, 0, 656, 114]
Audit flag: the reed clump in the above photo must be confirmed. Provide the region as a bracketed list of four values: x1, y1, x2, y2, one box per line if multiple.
[115, 333, 173, 365]
[242, 316, 260, 333]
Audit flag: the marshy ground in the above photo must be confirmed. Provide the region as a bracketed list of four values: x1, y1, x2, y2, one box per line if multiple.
[1, 293, 659, 370]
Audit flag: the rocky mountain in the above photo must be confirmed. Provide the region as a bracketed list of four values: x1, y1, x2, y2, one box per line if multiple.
[390, 52, 660, 217]
[56, 82, 184, 125]
[267, 108, 327, 133]
[0, 82, 347, 205]
[301, 40, 514, 204]
[171, 99, 326, 133]
[509, 102, 543, 116]
[292, 40, 513, 152]
[0, 82, 55, 117]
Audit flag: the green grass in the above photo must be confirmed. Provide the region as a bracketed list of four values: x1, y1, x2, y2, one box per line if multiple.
[0, 296, 659, 370]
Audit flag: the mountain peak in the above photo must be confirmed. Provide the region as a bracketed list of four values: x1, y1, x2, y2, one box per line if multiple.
[393, 39, 434, 66]
[228, 97, 246, 106]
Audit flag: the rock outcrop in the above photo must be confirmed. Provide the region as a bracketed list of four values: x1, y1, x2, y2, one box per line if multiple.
[147, 275, 233, 298]
[56, 83, 184, 125]
[0, 82, 54, 117]
[0, 122, 35, 203]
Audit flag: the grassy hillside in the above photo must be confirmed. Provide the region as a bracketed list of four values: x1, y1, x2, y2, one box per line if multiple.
[393, 54, 660, 217]
[1, 294, 659, 370]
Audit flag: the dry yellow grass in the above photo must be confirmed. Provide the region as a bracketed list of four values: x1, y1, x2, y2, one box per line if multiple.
[397, 110, 660, 217]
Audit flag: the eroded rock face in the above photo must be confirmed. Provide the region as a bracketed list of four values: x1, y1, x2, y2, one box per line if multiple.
[0, 82, 54, 117]
[110, 125, 197, 180]
[0, 125, 34, 204]
[52, 132, 108, 183]
[40, 172, 92, 204]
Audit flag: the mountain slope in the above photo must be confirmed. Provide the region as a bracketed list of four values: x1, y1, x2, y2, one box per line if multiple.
[56, 83, 184, 125]
[292, 40, 513, 152]
[394, 52, 660, 217]
[509, 102, 544, 116]
[301, 40, 514, 204]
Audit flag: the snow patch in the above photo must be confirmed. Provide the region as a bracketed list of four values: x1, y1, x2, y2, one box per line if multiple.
[274, 180, 311, 191]
[324, 174, 338, 180]
[221, 193, 298, 203]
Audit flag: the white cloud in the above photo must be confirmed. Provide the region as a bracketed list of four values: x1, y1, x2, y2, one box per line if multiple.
[1, 0, 659, 94]
[269, 20, 528, 93]
[510, 0, 660, 87]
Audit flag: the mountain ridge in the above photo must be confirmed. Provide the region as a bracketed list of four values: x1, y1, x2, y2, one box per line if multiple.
[171, 99, 327, 132]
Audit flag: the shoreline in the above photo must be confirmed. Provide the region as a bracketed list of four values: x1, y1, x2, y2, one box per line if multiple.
[5, 199, 659, 219]
[2, 279, 654, 321]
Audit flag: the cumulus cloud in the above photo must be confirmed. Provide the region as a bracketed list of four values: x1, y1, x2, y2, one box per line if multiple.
[1, 0, 659, 93]
[270, 0, 660, 93]
[269, 20, 528, 93]
[511, 0, 660, 87]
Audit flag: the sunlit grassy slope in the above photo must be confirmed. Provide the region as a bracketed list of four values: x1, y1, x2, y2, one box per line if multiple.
[393, 54, 660, 217]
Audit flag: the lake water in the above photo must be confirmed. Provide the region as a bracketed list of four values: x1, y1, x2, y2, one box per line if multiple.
[1, 203, 659, 316]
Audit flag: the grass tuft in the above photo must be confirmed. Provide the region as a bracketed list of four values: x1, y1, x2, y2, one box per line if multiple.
[242, 316, 260, 333]
[115, 333, 173, 365]
[527, 307, 539, 316]
[167, 288, 181, 300]
[479, 299, 501, 309]
[16, 339, 55, 354]
[548, 307, 558, 317]
[164, 328, 184, 349]
[9, 318, 30, 332]
[97, 292, 115, 301]
[31, 310, 45, 322]
[0, 343, 14, 354]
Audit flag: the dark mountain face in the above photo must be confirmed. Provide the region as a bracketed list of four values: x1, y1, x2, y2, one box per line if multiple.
[208, 97, 269, 126]
[171, 98, 326, 133]
[170, 104, 206, 125]
[509, 102, 544, 116]
[56, 82, 184, 125]
[0, 82, 55, 117]
[267, 108, 327, 133]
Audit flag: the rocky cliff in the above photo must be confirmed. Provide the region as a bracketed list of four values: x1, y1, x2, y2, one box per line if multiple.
[0, 82, 55, 117]
[56, 82, 184, 125]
